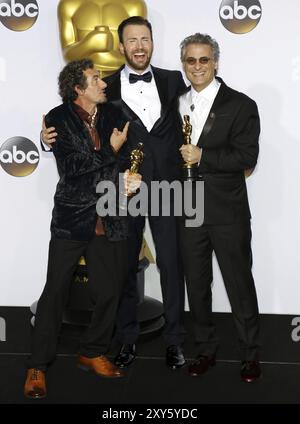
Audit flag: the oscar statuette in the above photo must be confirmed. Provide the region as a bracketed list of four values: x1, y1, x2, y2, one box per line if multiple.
[182, 115, 198, 182]
[119, 142, 144, 210]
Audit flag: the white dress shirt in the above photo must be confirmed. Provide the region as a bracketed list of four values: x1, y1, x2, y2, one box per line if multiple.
[179, 78, 220, 145]
[121, 65, 161, 132]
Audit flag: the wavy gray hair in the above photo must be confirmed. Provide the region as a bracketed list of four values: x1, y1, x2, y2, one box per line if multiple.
[180, 33, 220, 63]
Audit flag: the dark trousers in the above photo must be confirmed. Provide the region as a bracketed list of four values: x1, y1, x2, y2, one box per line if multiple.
[28, 235, 127, 370]
[179, 221, 260, 361]
[115, 215, 185, 346]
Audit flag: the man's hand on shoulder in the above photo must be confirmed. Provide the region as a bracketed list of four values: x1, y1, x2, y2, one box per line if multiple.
[41, 114, 57, 146]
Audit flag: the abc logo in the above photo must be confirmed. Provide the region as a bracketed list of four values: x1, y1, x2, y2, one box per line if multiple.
[0, 0, 39, 31]
[0, 137, 39, 177]
[219, 0, 262, 34]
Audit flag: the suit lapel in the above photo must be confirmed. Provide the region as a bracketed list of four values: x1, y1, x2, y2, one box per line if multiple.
[150, 66, 171, 132]
[177, 85, 191, 128]
[121, 99, 146, 126]
[197, 78, 230, 146]
[106, 66, 147, 128]
[66, 102, 94, 151]
[105, 68, 122, 103]
[152, 66, 169, 115]
[200, 111, 217, 138]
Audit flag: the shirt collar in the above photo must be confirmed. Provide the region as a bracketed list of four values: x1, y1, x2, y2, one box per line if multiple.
[191, 78, 219, 104]
[73, 102, 98, 127]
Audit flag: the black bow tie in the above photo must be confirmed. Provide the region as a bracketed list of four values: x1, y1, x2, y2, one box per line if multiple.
[129, 71, 152, 84]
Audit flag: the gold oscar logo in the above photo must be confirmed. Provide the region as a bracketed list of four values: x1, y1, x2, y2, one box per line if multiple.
[219, 0, 262, 34]
[57, 0, 147, 77]
[0, 0, 39, 31]
[0, 137, 39, 177]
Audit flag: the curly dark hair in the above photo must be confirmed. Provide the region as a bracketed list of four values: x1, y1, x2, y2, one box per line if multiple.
[58, 59, 94, 103]
[118, 16, 152, 43]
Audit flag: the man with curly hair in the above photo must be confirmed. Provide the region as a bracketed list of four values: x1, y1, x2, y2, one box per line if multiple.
[24, 59, 140, 399]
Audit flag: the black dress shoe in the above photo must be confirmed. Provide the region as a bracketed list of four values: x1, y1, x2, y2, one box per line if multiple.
[166, 345, 186, 369]
[114, 344, 136, 368]
[240, 360, 261, 383]
[188, 355, 216, 377]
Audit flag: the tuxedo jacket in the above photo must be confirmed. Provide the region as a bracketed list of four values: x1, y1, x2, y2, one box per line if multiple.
[178, 77, 260, 225]
[45, 102, 128, 241]
[104, 65, 186, 186]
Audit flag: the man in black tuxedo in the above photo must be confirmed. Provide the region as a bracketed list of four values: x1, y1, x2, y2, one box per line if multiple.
[24, 59, 141, 399]
[106, 17, 186, 369]
[178, 33, 261, 382]
[41, 17, 187, 369]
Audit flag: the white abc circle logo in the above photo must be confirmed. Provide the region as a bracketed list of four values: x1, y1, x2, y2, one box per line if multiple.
[0, 0, 39, 31]
[219, 0, 262, 34]
[0, 136, 39, 177]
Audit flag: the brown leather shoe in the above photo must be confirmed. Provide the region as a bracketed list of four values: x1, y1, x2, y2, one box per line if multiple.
[24, 368, 47, 399]
[240, 360, 261, 383]
[188, 355, 216, 377]
[78, 355, 124, 378]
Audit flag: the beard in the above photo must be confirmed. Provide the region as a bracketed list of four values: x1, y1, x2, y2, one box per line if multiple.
[95, 93, 107, 105]
[123, 49, 152, 72]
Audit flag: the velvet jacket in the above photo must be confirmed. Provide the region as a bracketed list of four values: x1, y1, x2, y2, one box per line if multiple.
[177, 77, 260, 225]
[45, 102, 128, 241]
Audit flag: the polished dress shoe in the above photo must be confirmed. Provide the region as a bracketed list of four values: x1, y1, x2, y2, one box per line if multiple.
[188, 355, 216, 377]
[24, 368, 47, 399]
[114, 344, 136, 368]
[166, 345, 186, 369]
[78, 355, 124, 378]
[240, 360, 261, 383]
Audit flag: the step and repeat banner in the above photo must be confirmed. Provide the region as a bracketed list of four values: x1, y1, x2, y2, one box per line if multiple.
[0, 0, 300, 313]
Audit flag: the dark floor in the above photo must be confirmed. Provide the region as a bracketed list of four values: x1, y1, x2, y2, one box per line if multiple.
[0, 307, 300, 405]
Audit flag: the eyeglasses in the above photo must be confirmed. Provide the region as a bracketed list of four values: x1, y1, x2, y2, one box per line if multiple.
[184, 56, 213, 65]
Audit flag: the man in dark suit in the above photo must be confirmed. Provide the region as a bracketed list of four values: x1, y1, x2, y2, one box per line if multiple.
[24, 59, 141, 399]
[178, 33, 261, 382]
[105, 17, 186, 369]
[41, 16, 187, 369]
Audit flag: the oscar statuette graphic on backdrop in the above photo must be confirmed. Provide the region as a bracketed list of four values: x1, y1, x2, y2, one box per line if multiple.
[57, 0, 147, 77]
